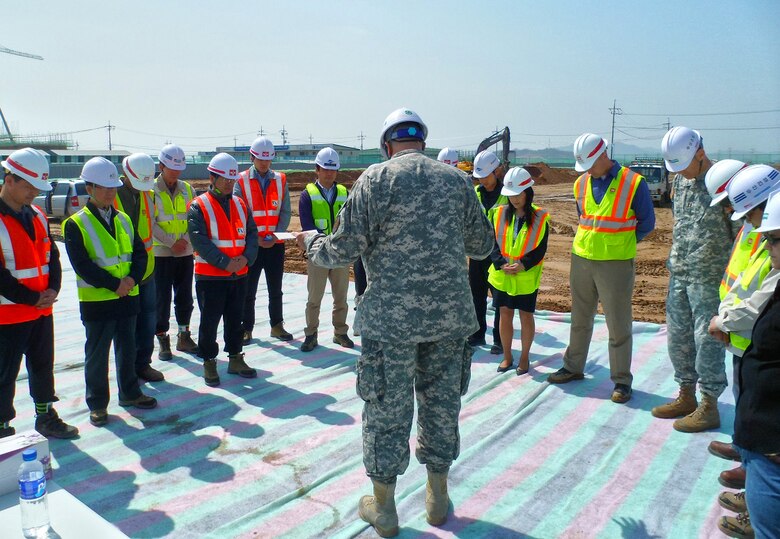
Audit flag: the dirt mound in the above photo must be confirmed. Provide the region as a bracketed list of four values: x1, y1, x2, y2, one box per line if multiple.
[525, 162, 579, 185]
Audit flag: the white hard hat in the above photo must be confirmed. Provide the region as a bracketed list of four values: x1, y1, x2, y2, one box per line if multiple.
[315, 147, 340, 170]
[158, 144, 187, 171]
[1, 147, 51, 191]
[80, 157, 122, 188]
[472, 150, 500, 179]
[122, 153, 156, 191]
[661, 126, 702, 173]
[207, 153, 239, 181]
[573, 133, 608, 173]
[501, 167, 534, 196]
[755, 188, 780, 233]
[250, 136, 275, 160]
[437, 147, 459, 167]
[727, 164, 780, 221]
[704, 159, 747, 207]
[379, 108, 428, 159]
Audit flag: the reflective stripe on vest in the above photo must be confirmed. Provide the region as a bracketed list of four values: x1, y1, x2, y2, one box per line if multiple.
[153, 180, 194, 244]
[238, 169, 286, 240]
[71, 207, 139, 302]
[0, 206, 52, 322]
[475, 185, 508, 218]
[572, 167, 641, 261]
[115, 191, 155, 280]
[192, 191, 249, 278]
[729, 242, 772, 352]
[487, 204, 549, 296]
[720, 225, 761, 301]
[306, 183, 348, 235]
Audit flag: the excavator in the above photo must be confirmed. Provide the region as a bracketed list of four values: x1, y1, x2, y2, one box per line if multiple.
[457, 127, 511, 174]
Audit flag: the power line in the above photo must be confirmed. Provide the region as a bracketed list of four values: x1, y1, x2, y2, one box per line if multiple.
[617, 125, 780, 131]
[623, 108, 780, 117]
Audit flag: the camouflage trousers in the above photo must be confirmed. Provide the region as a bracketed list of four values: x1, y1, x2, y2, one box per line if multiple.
[666, 274, 727, 397]
[357, 337, 473, 483]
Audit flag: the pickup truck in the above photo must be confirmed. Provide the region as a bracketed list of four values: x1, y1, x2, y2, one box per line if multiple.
[32, 180, 89, 218]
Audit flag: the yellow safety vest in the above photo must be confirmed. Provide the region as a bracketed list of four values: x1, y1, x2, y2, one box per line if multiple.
[729, 241, 772, 353]
[153, 179, 194, 245]
[572, 167, 641, 261]
[115, 191, 155, 280]
[306, 183, 348, 235]
[719, 225, 761, 301]
[70, 207, 139, 302]
[488, 204, 549, 296]
[475, 185, 508, 219]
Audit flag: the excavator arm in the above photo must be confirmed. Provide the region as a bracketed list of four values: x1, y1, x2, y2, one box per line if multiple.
[476, 127, 511, 169]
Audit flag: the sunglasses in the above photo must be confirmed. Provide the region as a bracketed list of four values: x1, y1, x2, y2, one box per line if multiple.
[764, 233, 780, 246]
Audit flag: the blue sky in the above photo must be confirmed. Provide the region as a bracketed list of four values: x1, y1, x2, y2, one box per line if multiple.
[4, 0, 779, 154]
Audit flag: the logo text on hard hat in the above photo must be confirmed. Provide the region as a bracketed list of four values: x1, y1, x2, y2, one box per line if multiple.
[42, 173, 49, 181]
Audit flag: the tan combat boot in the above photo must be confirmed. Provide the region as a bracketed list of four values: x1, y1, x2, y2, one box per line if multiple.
[674, 393, 720, 433]
[651, 384, 697, 419]
[203, 359, 220, 387]
[177, 330, 200, 354]
[227, 353, 257, 378]
[358, 479, 399, 538]
[425, 470, 450, 526]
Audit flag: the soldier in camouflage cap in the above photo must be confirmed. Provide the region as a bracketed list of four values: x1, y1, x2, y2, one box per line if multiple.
[296, 108, 494, 537]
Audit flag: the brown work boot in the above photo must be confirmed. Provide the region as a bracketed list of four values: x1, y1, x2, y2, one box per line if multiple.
[718, 512, 753, 538]
[333, 334, 355, 348]
[156, 334, 173, 361]
[137, 365, 165, 382]
[35, 408, 79, 439]
[358, 479, 399, 538]
[270, 323, 293, 341]
[300, 334, 318, 352]
[203, 359, 220, 387]
[176, 330, 200, 354]
[547, 367, 584, 384]
[227, 353, 257, 378]
[719, 466, 746, 489]
[709, 440, 741, 462]
[425, 470, 450, 526]
[718, 490, 747, 513]
[673, 393, 720, 432]
[651, 384, 697, 419]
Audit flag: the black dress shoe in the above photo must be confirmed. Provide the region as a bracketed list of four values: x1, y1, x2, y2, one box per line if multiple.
[497, 362, 514, 373]
[489, 344, 503, 355]
[515, 365, 529, 376]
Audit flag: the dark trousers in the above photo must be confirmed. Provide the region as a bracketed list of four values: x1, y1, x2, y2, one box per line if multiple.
[135, 279, 157, 372]
[154, 255, 194, 334]
[197, 277, 248, 360]
[354, 257, 367, 297]
[242, 243, 285, 331]
[0, 316, 57, 423]
[83, 316, 142, 411]
[468, 257, 501, 345]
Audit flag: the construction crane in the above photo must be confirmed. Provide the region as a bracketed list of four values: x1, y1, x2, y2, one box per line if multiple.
[0, 43, 44, 143]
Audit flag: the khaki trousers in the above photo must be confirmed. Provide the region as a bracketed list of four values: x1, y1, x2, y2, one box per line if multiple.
[563, 254, 635, 386]
[305, 259, 350, 336]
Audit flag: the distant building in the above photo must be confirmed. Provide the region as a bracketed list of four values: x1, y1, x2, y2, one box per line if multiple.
[48, 149, 130, 165]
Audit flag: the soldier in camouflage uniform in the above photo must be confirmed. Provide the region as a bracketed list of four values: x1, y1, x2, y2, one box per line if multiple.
[297, 108, 494, 537]
[653, 127, 737, 432]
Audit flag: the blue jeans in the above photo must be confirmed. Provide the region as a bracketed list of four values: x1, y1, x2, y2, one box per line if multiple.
[738, 446, 780, 539]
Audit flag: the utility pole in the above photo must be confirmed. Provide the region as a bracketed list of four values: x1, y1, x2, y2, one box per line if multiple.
[258, 126, 265, 136]
[279, 125, 288, 145]
[107, 121, 114, 150]
[359, 131, 365, 151]
[608, 100, 622, 158]
[664, 118, 671, 132]
[233, 136, 238, 148]
[309, 134, 313, 145]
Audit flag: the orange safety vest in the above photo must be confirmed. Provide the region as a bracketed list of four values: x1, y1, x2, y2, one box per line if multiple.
[0, 206, 52, 323]
[237, 169, 286, 242]
[191, 191, 249, 278]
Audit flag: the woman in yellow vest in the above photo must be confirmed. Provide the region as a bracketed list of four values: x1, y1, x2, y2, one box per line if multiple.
[488, 167, 550, 376]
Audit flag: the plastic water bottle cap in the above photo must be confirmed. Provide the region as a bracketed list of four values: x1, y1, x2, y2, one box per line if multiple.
[22, 449, 37, 461]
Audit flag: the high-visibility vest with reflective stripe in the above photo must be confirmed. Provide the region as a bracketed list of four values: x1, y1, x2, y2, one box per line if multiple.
[191, 191, 249, 278]
[238, 169, 286, 242]
[487, 204, 550, 296]
[572, 167, 641, 261]
[70, 207, 139, 302]
[153, 180, 194, 245]
[305, 183, 348, 235]
[475, 185, 508, 219]
[719, 225, 761, 301]
[114, 191, 155, 280]
[0, 206, 52, 323]
[729, 242, 772, 353]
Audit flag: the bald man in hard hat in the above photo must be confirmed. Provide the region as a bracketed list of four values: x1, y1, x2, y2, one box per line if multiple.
[0, 149, 78, 439]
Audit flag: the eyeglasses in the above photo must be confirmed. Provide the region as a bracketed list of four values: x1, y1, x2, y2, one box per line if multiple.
[763, 233, 780, 246]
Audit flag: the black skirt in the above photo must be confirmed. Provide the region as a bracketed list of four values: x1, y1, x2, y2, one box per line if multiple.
[492, 287, 538, 313]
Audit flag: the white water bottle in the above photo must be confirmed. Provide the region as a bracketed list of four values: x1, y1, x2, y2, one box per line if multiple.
[18, 448, 52, 538]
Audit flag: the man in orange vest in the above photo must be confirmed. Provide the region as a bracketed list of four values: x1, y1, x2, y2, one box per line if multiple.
[189, 153, 259, 386]
[234, 136, 292, 343]
[0, 148, 78, 439]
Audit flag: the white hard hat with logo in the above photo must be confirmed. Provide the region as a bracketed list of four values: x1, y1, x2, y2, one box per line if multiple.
[122, 153, 156, 191]
[250, 136, 275, 161]
[755, 188, 780, 233]
[315, 147, 340, 170]
[727, 164, 780, 221]
[379, 108, 428, 159]
[81, 157, 122, 188]
[573, 133, 608, 173]
[501, 167, 534, 196]
[437, 148, 459, 167]
[208, 153, 240, 181]
[661, 127, 702, 173]
[1, 147, 52, 191]
[473, 150, 500, 179]
[158, 144, 187, 171]
[705, 159, 747, 207]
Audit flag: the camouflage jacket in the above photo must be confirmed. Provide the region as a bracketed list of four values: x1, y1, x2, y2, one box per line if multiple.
[668, 170, 739, 283]
[304, 149, 495, 343]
